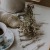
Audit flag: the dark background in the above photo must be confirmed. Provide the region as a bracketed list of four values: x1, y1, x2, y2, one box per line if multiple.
[26, 0, 50, 7]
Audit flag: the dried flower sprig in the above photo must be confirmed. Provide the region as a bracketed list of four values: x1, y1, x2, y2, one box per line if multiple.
[20, 4, 44, 39]
[19, 3, 44, 48]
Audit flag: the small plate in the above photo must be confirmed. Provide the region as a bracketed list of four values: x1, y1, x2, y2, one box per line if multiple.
[0, 28, 14, 50]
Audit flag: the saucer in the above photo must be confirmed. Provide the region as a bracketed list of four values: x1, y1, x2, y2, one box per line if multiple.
[0, 28, 14, 50]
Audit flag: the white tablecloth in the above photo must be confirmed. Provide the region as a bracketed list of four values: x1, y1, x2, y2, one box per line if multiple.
[1, 4, 50, 50]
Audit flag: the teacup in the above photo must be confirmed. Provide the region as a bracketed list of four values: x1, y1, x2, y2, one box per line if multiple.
[0, 22, 7, 43]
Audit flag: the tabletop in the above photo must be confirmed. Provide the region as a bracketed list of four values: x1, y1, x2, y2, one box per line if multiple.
[0, 4, 50, 50]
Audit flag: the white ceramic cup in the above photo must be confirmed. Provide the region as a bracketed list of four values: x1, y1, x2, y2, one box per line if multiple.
[0, 22, 7, 43]
[1, 0, 25, 13]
